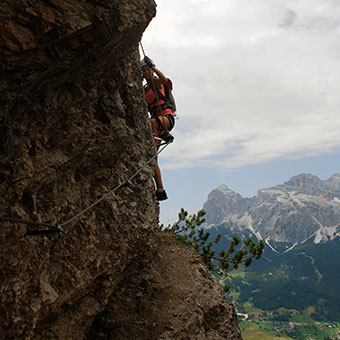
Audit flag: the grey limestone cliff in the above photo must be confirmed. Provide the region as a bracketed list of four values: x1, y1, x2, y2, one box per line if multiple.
[0, 1, 242, 339]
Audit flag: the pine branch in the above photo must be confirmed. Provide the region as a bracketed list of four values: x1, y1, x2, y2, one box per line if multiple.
[161, 209, 265, 292]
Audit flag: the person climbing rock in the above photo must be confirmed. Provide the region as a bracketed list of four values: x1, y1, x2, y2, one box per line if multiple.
[141, 56, 176, 201]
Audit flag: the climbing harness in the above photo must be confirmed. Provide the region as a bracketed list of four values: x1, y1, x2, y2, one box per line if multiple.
[0, 142, 171, 237]
[140, 42, 175, 143]
[147, 78, 176, 115]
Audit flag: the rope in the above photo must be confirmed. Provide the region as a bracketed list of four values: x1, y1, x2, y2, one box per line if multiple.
[1, 142, 170, 236]
[140, 42, 147, 57]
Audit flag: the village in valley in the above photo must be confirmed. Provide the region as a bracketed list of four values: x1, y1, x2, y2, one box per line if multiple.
[238, 306, 340, 340]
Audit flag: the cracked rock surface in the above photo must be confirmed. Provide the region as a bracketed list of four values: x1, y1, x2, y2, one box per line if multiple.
[0, 1, 242, 339]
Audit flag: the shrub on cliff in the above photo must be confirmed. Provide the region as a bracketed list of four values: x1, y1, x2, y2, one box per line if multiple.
[162, 208, 265, 292]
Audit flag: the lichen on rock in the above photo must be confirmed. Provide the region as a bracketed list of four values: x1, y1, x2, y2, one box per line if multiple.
[0, 1, 242, 339]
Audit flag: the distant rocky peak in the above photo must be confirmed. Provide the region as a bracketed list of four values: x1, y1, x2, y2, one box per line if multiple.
[216, 184, 239, 196]
[204, 185, 247, 227]
[285, 173, 321, 184]
[325, 174, 340, 194]
[208, 184, 245, 204]
[282, 173, 322, 195]
[280, 173, 340, 197]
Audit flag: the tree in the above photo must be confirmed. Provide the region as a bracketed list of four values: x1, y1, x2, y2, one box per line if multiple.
[162, 208, 265, 292]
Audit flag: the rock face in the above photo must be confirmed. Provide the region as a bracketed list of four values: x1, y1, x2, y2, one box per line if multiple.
[203, 174, 340, 243]
[87, 233, 242, 340]
[0, 1, 242, 339]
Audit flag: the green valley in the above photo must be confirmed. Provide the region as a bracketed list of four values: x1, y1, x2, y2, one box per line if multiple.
[237, 307, 340, 340]
[206, 226, 340, 323]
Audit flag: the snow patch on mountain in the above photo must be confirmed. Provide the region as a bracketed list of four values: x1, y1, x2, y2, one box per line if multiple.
[265, 239, 281, 254]
[313, 224, 340, 244]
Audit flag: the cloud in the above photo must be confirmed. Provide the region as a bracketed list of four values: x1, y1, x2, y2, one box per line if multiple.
[142, 0, 340, 170]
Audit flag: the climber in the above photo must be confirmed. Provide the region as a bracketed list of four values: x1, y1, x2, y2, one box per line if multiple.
[141, 56, 176, 201]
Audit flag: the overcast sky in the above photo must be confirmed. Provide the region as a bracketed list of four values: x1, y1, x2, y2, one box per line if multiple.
[141, 0, 340, 224]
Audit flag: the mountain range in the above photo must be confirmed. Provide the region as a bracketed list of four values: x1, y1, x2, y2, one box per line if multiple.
[203, 173, 340, 249]
[202, 173, 340, 321]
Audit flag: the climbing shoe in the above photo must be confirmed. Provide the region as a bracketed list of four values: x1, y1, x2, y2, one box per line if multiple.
[156, 189, 168, 201]
[162, 133, 174, 143]
[159, 131, 174, 143]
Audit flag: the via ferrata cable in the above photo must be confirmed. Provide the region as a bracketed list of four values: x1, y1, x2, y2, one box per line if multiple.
[0, 142, 171, 236]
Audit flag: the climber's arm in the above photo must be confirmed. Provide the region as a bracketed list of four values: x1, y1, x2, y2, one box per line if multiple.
[152, 67, 167, 87]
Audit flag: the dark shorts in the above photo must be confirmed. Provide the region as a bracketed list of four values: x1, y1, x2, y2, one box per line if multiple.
[166, 114, 175, 131]
[155, 114, 175, 132]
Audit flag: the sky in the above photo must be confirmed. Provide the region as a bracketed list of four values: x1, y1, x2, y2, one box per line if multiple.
[141, 0, 340, 225]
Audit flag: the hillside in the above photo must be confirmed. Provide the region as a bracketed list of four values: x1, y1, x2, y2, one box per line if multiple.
[0, 1, 241, 339]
